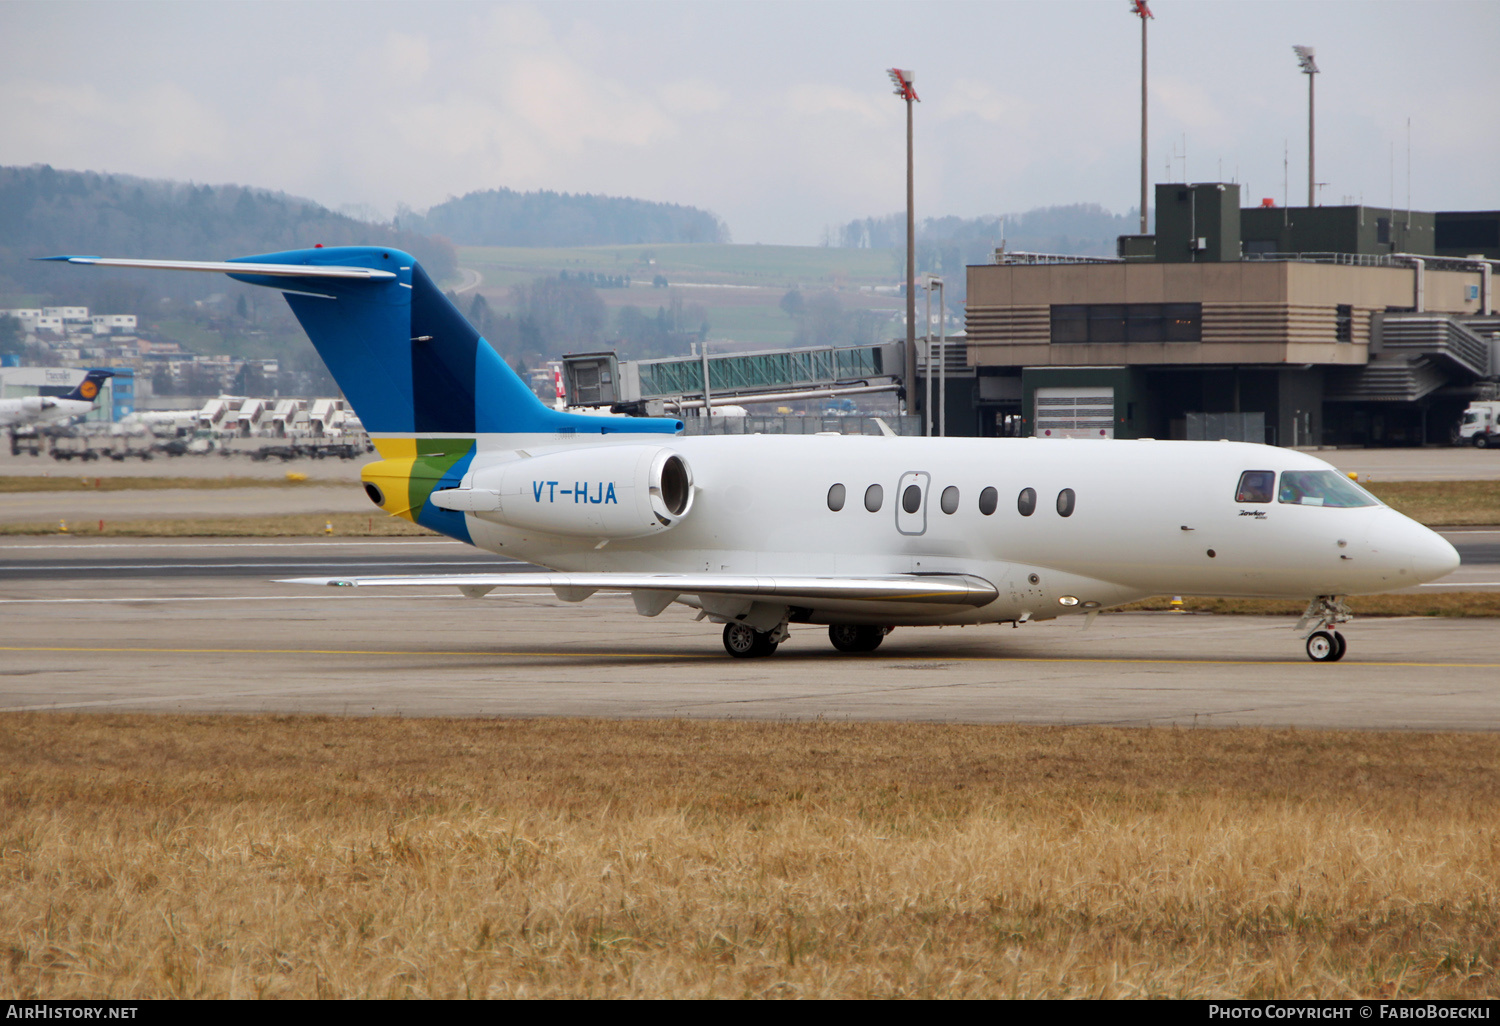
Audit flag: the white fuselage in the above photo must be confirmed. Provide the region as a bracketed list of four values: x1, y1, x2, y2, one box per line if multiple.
[443, 435, 1458, 627]
[0, 395, 94, 430]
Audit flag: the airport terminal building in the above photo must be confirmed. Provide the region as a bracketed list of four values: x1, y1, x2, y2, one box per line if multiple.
[962, 183, 1500, 446]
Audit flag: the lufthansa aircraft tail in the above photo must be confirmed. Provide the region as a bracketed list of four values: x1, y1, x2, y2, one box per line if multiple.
[62, 369, 114, 404]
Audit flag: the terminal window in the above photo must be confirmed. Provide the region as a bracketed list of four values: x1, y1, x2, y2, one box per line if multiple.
[1335, 305, 1353, 342]
[1051, 303, 1201, 344]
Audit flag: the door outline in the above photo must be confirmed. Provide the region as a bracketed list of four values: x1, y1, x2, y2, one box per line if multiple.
[895, 471, 929, 536]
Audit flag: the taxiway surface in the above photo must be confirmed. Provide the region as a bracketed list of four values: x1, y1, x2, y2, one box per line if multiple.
[2, 537, 1496, 729]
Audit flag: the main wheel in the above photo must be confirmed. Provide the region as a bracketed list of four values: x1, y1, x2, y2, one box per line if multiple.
[1306, 630, 1339, 662]
[723, 622, 776, 659]
[829, 624, 886, 653]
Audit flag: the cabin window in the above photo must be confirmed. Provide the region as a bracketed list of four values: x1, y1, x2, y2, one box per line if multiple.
[1017, 487, 1036, 517]
[978, 487, 998, 516]
[1235, 471, 1275, 503]
[1056, 488, 1076, 517]
[902, 484, 922, 514]
[827, 483, 846, 512]
[1278, 471, 1378, 508]
[940, 486, 960, 515]
[864, 484, 884, 513]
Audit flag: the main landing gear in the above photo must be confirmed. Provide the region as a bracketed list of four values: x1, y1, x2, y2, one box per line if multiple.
[828, 624, 889, 653]
[721, 622, 893, 657]
[1297, 595, 1352, 663]
[722, 621, 789, 659]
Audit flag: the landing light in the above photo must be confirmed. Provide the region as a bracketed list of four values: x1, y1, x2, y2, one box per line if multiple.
[1059, 595, 1080, 606]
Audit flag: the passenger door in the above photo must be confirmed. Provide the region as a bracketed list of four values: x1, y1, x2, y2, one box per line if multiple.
[895, 471, 929, 536]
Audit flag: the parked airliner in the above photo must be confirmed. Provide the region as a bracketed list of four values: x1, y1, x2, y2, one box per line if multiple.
[0, 369, 112, 431]
[49, 249, 1459, 661]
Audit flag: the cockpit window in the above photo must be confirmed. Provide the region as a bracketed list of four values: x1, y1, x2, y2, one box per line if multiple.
[1278, 470, 1379, 508]
[1235, 470, 1275, 503]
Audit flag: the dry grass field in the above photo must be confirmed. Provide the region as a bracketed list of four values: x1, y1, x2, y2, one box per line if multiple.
[0, 512, 431, 538]
[1123, 592, 1500, 617]
[1365, 480, 1500, 527]
[0, 476, 343, 493]
[1, 715, 1496, 999]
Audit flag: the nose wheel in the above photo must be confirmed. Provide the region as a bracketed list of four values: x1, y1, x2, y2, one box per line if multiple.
[1298, 596, 1352, 662]
[1305, 630, 1347, 662]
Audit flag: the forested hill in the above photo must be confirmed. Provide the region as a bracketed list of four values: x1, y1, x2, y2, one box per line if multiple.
[0, 164, 457, 300]
[401, 187, 730, 247]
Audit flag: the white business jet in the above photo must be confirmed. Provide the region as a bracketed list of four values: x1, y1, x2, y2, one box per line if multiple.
[47, 249, 1459, 662]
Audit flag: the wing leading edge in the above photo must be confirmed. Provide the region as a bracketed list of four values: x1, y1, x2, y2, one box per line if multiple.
[36, 257, 397, 280]
[278, 572, 998, 607]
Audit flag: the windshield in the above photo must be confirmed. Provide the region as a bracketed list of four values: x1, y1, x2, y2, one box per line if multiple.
[1278, 470, 1379, 508]
[1464, 411, 1481, 425]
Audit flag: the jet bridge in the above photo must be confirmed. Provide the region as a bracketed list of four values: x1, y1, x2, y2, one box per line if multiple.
[562, 342, 905, 414]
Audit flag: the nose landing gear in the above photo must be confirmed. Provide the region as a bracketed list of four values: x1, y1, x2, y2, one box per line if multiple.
[1305, 629, 1347, 662]
[1297, 596, 1352, 662]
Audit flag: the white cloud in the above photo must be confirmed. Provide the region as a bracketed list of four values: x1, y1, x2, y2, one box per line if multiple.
[658, 80, 727, 116]
[378, 32, 432, 86]
[1, 0, 1495, 243]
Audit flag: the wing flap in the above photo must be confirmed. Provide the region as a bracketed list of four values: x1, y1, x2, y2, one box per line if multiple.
[278, 572, 998, 606]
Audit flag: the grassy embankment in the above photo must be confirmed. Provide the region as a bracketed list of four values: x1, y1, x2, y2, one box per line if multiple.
[1, 715, 1495, 999]
[0, 475, 344, 493]
[0, 474, 427, 537]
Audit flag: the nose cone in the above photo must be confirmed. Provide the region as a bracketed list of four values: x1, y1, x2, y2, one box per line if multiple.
[1410, 526, 1461, 583]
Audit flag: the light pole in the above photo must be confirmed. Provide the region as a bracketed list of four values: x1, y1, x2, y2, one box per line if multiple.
[1129, 1, 1153, 235]
[1294, 46, 1319, 207]
[922, 275, 946, 437]
[888, 68, 919, 423]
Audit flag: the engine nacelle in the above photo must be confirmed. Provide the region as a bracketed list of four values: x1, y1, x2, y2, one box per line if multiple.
[434, 445, 694, 539]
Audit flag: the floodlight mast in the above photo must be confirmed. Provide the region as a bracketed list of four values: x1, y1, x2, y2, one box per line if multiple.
[888, 68, 919, 420]
[1130, 1, 1153, 236]
[1294, 45, 1319, 207]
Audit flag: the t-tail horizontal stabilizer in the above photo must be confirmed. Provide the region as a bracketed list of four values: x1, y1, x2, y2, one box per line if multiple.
[44, 246, 684, 440]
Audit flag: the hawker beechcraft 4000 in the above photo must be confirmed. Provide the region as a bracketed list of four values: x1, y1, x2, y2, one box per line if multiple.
[49, 249, 1459, 661]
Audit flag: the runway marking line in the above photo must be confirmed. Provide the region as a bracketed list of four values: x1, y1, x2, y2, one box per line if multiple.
[4, 645, 1500, 669]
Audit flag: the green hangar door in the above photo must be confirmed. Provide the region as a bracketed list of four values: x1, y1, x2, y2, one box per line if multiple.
[1034, 386, 1115, 439]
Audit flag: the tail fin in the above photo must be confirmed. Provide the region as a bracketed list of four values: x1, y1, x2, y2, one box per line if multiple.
[46, 247, 680, 546]
[224, 247, 682, 441]
[62, 369, 113, 404]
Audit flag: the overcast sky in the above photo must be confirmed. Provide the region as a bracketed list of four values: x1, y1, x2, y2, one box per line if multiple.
[3, 1, 1496, 245]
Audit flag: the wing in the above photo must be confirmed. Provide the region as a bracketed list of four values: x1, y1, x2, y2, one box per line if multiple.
[278, 571, 998, 609]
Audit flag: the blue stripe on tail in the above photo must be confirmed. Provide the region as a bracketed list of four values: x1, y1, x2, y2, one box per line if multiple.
[227, 246, 682, 438]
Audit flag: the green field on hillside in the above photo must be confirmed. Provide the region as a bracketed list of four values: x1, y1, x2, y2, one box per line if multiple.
[459, 243, 907, 349]
[459, 243, 902, 290]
